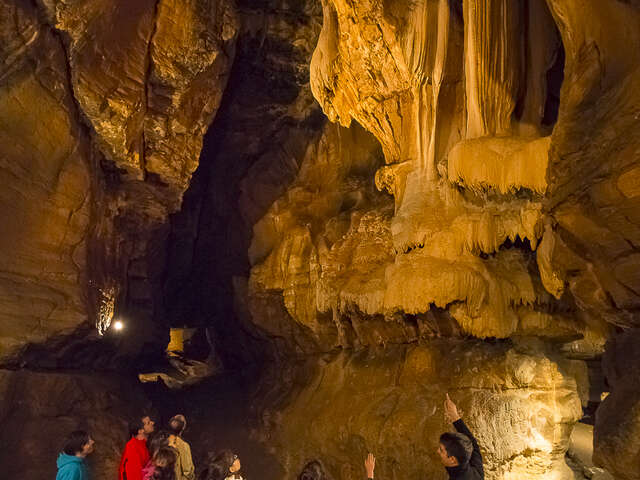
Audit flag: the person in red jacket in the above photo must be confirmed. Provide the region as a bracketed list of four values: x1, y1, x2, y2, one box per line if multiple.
[119, 415, 156, 480]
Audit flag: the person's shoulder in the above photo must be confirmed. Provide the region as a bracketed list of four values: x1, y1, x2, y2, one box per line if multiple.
[176, 436, 192, 449]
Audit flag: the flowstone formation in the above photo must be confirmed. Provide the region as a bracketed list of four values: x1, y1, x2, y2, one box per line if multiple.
[244, 0, 640, 478]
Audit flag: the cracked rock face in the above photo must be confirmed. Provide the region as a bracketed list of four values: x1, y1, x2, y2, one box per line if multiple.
[0, 0, 238, 363]
[0, 0, 91, 360]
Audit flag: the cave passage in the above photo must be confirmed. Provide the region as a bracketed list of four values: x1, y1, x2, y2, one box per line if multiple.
[2, 0, 640, 480]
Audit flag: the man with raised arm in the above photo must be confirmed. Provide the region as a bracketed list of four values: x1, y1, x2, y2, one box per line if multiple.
[437, 393, 484, 479]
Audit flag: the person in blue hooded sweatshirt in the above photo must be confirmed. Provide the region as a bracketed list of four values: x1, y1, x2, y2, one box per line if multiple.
[56, 430, 95, 480]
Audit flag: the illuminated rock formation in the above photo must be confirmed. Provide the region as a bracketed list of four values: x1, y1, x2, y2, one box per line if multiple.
[256, 342, 584, 480]
[2, 1, 640, 479]
[0, 0, 91, 360]
[249, 0, 603, 347]
[0, 0, 238, 362]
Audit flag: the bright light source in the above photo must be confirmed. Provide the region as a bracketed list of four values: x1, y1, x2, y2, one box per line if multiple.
[113, 320, 124, 331]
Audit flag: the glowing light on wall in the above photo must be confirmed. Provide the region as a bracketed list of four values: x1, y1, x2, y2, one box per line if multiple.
[97, 285, 116, 335]
[113, 320, 124, 331]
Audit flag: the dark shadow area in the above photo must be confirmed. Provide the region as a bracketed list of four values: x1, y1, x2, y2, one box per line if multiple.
[161, 1, 325, 368]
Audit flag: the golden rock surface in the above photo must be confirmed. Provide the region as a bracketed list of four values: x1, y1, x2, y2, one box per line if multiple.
[256, 342, 584, 480]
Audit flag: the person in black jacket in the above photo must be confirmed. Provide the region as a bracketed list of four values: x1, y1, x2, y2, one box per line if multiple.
[437, 393, 484, 479]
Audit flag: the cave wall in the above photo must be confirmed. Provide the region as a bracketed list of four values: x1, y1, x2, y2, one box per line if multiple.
[0, 370, 148, 480]
[0, 0, 238, 364]
[2, 0, 640, 479]
[254, 342, 585, 480]
[0, 0, 91, 362]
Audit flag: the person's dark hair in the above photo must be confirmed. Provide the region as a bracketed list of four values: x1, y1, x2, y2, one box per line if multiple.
[199, 449, 237, 480]
[148, 430, 171, 458]
[168, 417, 186, 436]
[440, 432, 473, 466]
[128, 417, 145, 438]
[298, 460, 330, 480]
[63, 430, 90, 456]
[151, 447, 177, 480]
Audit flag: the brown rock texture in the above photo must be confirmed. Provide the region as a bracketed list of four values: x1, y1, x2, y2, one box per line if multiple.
[39, 0, 238, 195]
[594, 329, 640, 480]
[0, 369, 147, 480]
[2, 1, 640, 479]
[246, 0, 607, 356]
[255, 342, 583, 480]
[0, 0, 238, 362]
[0, 0, 91, 360]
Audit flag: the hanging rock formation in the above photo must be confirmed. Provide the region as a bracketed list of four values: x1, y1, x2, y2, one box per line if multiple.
[2, 0, 640, 479]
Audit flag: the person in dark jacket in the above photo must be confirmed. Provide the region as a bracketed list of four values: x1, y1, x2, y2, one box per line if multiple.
[438, 394, 484, 480]
[55, 430, 95, 480]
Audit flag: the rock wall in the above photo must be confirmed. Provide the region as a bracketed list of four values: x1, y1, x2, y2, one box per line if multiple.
[2, 1, 640, 479]
[0, 0, 238, 364]
[0, 0, 91, 362]
[246, 0, 615, 356]
[0, 369, 148, 480]
[594, 329, 640, 480]
[254, 341, 584, 480]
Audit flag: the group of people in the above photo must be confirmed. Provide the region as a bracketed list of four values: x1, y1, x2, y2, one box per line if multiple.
[55, 394, 484, 480]
[56, 412, 243, 480]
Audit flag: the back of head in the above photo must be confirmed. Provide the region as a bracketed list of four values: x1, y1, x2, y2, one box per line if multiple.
[129, 417, 145, 439]
[200, 450, 236, 480]
[298, 460, 329, 480]
[440, 432, 473, 466]
[148, 430, 172, 458]
[63, 430, 89, 456]
[212, 449, 236, 472]
[152, 447, 177, 480]
[169, 415, 186, 437]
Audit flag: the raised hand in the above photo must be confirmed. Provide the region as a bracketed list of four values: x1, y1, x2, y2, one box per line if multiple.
[444, 393, 461, 423]
[365, 453, 376, 479]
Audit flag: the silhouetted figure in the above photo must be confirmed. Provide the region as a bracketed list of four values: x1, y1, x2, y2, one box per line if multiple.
[438, 394, 484, 480]
[56, 430, 95, 480]
[119, 415, 156, 480]
[143, 431, 173, 480]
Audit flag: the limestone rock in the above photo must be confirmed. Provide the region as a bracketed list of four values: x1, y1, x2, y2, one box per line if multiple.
[0, 0, 239, 362]
[41, 0, 238, 196]
[255, 342, 583, 480]
[0, 0, 91, 362]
